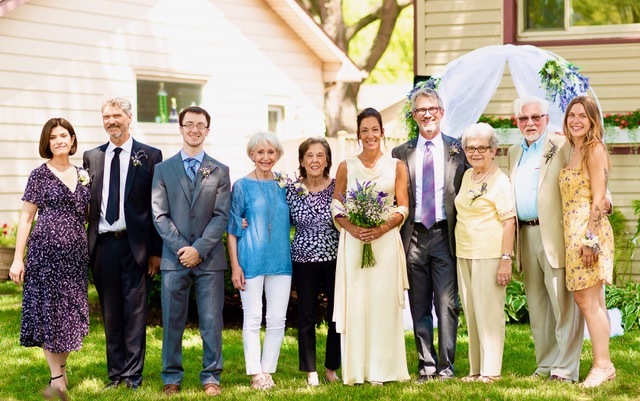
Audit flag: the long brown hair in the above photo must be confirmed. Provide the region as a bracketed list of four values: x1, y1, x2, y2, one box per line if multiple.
[562, 96, 610, 171]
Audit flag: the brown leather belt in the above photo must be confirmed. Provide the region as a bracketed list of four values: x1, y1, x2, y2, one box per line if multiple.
[519, 219, 540, 226]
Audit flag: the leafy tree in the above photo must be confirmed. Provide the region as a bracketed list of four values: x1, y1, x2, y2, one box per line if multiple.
[296, 0, 412, 136]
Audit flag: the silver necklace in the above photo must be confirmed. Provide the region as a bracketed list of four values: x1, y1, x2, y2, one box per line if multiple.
[471, 164, 494, 184]
[254, 171, 275, 242]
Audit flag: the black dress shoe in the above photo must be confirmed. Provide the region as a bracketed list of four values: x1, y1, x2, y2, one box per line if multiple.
[105, 379, 122, 389]
[417, 375, 436, 384]
[125, 378, 142, 390]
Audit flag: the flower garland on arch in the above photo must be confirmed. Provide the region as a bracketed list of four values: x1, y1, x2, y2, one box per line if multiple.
[402, 77, 441, 140]
[539, 59, 590, 112]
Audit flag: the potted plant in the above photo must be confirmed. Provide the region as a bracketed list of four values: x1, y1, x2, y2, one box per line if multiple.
[0, 223, 17, 281]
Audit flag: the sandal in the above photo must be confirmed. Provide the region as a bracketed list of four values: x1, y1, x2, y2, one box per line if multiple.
[250, 373, 274, 390]
[43, 375, 68, 401]
[580, 365, 616, 388]
[325, 369, 340, 383]
[61, 364, 68, 386]
[461, 374, 481, 382]
[478, 375, 501, 383]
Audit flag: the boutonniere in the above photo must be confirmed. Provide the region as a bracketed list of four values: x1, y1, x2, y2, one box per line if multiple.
[543, 140, 558, 164]
[275, 172, 288, 188]
[293, 178, 309, 197]
[131, 150, 147, 167]
[467, 182, 487, 205]
[198, 162, 215, 180]
[449, 143, 461, 160]
[77, 168, 91, 186]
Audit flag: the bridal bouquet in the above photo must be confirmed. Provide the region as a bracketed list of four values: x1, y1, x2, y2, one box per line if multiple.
[337, 179, 392, 268]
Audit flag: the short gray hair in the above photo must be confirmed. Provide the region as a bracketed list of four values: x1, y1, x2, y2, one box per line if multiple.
[513, 95, 549, 116]
[410, 87, 444, 110]
[246, 132, 284, 159]
[461, 123, 498, 151]
[102, 97, 133, 117]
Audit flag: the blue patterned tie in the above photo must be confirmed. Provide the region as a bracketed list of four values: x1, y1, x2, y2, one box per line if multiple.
[186, 158, 197, 182]
[421, 141, 436, 229]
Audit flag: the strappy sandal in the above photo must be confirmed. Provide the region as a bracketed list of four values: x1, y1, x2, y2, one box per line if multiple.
[580, 365, 616, 388]
[43, 375, 68, 401]
[461, 374, 481, 382]
[60, 364, 68, 386]
[478, 375, 501, 383]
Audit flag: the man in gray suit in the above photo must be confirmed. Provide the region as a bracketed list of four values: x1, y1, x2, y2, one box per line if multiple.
[151, 106, 231, 396]
[392, 87, 469, 381]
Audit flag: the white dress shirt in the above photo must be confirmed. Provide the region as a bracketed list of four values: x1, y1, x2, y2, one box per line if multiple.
[98, 137, 132, 233]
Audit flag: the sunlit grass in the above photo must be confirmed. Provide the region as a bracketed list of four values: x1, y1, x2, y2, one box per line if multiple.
[0, 281, 638, 400]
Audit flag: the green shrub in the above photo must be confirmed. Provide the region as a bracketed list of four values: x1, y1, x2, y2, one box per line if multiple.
[504, 277, 529, 323]
[606, 282, 640, 331]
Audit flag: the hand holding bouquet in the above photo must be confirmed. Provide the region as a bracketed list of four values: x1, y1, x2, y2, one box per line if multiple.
[336, 179, 392, 268]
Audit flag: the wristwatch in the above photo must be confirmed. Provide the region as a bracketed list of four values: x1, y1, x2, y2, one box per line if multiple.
[501, 254, 512, 260]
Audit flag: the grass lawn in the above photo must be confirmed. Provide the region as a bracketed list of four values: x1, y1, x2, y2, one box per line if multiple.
[0, 282, 638, 401]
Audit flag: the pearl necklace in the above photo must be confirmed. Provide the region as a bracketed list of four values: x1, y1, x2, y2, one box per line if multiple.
[471, 164, 494, 184]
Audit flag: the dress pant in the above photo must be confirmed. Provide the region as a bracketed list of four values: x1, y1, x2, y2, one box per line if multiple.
[457, 258, 506, 377]
[93, 234, 149, 384]
[240, 274, 292, 374]
[406, 222, 459, 377]
[161, 268, 224, 385]
[521, 225, 583, 381]
[292, 261, 341, 372]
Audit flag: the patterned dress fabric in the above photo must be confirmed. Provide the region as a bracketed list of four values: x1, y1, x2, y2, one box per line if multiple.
[333, 155, 410, 385]
[286, 179, 339, 263]
[20, 164, 90, 352]
[559, 168, 613, 291]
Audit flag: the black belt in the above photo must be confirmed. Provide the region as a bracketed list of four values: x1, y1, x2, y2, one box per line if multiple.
[415, 220, 447, 231]
[519, 219, 540, 226]
[99, 230, 128, 238]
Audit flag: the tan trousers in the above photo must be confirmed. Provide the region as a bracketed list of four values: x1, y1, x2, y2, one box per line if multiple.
[520, 225, 583, 381]
[457, 258, 505, 377]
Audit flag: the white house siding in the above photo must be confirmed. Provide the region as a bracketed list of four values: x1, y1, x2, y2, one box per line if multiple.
[0, 0, 331, 221]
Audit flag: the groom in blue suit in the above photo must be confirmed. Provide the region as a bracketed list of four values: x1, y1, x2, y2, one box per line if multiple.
[151, 106, 231, 396]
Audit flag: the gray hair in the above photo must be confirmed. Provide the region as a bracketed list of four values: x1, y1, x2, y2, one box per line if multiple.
[246, 132, 284, 159]
[102, 97, 133, 117]
[461, 123, 498, 151]
[513, 95, 549, 116]
[410, 87, 444, 110]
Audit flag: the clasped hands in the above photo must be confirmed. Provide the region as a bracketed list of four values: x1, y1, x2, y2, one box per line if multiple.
[178, 246, 202, 268]
[345, 223, 386, 243]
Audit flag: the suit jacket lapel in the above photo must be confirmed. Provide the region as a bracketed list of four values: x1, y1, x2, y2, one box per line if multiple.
[170, 154, 192, 204]
[92, 143, 108, 208]
[404, 139, 418, 200]
[442, 135, 454, 189]
[124, 139, 138, 201]
[191, 154, 216, 208]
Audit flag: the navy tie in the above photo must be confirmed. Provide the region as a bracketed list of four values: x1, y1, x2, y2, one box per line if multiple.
[105, 147, 122, 224]
[421, 141, 436, 229]
[186, 158, 197, 182]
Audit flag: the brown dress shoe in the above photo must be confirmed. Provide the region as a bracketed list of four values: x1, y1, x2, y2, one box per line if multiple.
[163, 383, 181, 396]
[204, 383, 221, 396]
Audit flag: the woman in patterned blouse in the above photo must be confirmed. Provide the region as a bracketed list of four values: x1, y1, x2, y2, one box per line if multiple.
[287, 137, 341, 386]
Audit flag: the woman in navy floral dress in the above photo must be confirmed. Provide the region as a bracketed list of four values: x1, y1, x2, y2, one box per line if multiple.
[287, 138, 340, 386]
[9, 118, 90, 400]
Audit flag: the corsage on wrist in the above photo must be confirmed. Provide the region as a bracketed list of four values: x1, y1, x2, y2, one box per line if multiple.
[581, 231, 600, 253]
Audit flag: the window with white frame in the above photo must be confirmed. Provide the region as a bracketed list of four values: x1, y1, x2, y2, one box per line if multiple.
[268, 105, 285, 135]
[136, 79, 203, 123]
[519, 0, 640, 39]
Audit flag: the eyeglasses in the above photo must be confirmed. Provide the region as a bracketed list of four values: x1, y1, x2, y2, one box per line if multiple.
[465, 146, 490, 154]
[181, 123, 208, 131]
[517, 114, 547, 124]
[414, 107, 441, 116]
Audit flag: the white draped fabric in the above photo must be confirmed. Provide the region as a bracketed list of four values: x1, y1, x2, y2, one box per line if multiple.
[435, 44, 591, 138]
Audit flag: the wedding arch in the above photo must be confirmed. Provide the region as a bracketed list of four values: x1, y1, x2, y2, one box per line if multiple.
[408, 44, 599, 138]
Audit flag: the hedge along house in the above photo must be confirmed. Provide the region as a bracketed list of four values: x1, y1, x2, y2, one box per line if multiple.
[414, 0, 640, 281]
[0, 0, 363, 222]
